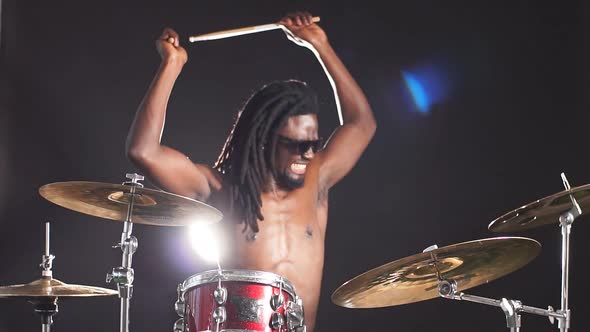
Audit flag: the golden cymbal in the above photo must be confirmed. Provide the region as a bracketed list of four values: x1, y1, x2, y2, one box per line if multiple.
[489, 184, 590, 233]
[0, 277, 118, 298]
[39, 181, 223, 226]
[331, 237, 540, 308]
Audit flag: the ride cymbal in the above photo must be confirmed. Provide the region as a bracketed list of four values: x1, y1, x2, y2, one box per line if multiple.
[331, 237, 540, 308]
[488, 184, 590, 232]
[0, 277, 118, 298]
[39, 181, 223, 226]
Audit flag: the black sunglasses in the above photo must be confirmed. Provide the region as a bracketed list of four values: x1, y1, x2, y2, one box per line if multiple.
[277, 135, 324, 154]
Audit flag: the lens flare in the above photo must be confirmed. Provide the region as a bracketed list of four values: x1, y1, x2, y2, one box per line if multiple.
[188, 223, 221, 264]
[401, 63, 451, 114]
[402, 72, 429, 113]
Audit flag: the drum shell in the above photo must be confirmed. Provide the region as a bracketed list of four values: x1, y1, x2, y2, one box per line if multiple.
[182, 270, 295, 332]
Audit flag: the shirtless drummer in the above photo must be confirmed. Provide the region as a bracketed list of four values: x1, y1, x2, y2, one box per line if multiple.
[126, 11, 376, 332]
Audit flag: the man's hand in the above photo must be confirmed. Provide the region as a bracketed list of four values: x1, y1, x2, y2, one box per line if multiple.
[156, 28, 188, 65]
[279, 11, 327, 48]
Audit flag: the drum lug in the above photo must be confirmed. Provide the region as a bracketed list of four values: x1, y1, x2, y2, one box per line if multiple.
[270, 293, 285, 311]
[286, 297, 305, 332]
[270, 312, 285, 330]
[213, 306, 226, 324]
[173, 318, 185, 332]
[214, 287, 227, 305]
[174, 298, 185, 316]
[175, 284, 185, 316]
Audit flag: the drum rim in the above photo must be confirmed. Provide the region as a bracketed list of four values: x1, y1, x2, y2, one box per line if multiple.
[181, 269, 296, 297]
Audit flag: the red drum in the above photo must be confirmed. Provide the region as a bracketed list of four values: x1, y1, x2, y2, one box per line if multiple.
[174, 269, 305, 332]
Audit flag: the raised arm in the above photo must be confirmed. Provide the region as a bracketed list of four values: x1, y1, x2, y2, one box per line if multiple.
[126, 28, 219, 200]
[280, 13, 377, 190]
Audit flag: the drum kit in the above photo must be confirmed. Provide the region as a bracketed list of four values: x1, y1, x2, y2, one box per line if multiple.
[0, 171, 585, 331]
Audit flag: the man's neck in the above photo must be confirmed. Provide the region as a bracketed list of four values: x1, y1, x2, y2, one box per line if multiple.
[263, 177, 289, 200]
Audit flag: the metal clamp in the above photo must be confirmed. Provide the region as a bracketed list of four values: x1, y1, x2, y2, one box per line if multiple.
[123, 173, 145, 187]
[40, 254, 55, 277]
[500, 298, 522, 329]
[437, 279, 457, 298]
[112, 236, 139, 254]
[106, 267, 135, 285]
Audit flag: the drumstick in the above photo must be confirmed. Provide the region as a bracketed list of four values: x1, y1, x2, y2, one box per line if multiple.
[187, 16, 343, 125]
[189, 17, 320, 42]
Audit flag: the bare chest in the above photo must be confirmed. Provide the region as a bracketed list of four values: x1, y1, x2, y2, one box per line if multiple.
[212, 188, 327, 267]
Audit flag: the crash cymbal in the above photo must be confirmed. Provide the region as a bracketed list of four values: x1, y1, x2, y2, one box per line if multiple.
[0, 277, 118, 298]
[488, 184, 590, 233]
[39, 181, 223, 226]
[331, 237, 540, 308]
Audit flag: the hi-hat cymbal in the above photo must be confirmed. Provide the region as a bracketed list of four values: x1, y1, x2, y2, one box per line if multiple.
[39, 181, 223, 226]
[331, 237, 540, 308]
[0, 277, 118, 298]
[488, 184, 590, 233]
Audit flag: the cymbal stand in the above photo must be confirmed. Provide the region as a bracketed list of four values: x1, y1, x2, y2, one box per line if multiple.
[555, 172, 581, 331]
[106, 173, 144, 332]
[438, 279, 566, 332]
[40, 222, 55, 279]
[33, 222, 58, 332]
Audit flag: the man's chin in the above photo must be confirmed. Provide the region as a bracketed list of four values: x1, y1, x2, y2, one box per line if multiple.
[278, 173, 305, 190]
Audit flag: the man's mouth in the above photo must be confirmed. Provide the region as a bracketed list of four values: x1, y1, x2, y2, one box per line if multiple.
[290, 162, 307, 175]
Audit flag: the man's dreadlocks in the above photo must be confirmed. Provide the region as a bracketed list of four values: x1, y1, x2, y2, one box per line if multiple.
[214, 80, 319, 233]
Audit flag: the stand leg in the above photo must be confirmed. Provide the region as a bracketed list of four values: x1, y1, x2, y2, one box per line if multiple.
[121, 296, 130, 332]
[559, 221, 572, 332]
[557, 172, 580, 331]
[42, 317, 52, 332]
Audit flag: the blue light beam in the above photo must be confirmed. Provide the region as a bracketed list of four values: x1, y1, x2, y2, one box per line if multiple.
[401, 64, 451, 114]
[402, 71, 429, 113]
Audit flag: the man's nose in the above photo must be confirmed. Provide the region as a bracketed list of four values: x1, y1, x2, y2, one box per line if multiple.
[302, 146, 314, 159]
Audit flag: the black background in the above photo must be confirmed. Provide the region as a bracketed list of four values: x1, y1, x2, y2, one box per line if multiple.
[1, 1, 589, 331]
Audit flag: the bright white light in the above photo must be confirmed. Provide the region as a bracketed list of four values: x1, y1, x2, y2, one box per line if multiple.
[188, 223, 221, 264]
